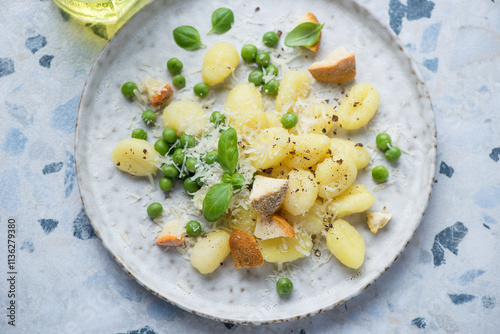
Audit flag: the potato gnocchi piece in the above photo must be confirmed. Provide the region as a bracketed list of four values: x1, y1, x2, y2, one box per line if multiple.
[259, 231, 313, 263]
[275, 71, 311, 113]
[225, 83, 269, 136]
[315, 154, 357, 199]
[328, 138, 370, 170]
[202, 42, 240, 86]
[258, 163, 290, 179]
[265, 112, 282, 128]
[282, 169, 318, 216]
[248, 127, 292, 169]
[111, 138, 160, 176]
[282, 134, 330, 169]
[228, 207, 258, 235]
[283, 199, 326, 235]
[326, 219, 365, 269]
[335, 83, 380, 130]
[296, 103, 336, 135]
[162, 100, 209, 137]
[190, 230, 231, 274]
[326, 184, 375, 218]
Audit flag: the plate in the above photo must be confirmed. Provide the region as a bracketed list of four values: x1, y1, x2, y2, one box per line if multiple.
[75, 0, 436, 324]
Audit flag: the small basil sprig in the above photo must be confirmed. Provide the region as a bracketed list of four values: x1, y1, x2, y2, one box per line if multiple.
[173, 26, 205, 51]
[202, 127, 241, 222]
[209, 8, 234, 34]
[284, 22, 325, 48]
[203, 183, 232, 222]
[217, 127, 239, 174]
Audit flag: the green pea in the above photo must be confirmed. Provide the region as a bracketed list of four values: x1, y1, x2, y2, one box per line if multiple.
[204, 150, 218, 165]
[376, 133, 392, 151]
[248, 70, 264, 86]
[180, 134, 195, 148]
[162, 128, 177, 144]
[276, 277, 293, 295]
[183, 177, 201, 194]
[141, 109, 156, 125]
[371, 166, 389, 183]
[255, 52, 271, 67]
[185, 220, 203, 237]
[172, 74, 186, 88]
[265, 64, 278, 76]
[263, 78, 280, 95]
[147, 202, 163, 219]
[185, 157, 198, 173]
[131, 128, 147, 140]
[161, 164, 179, 178]
[121, 81, 138, 98]
[385, 146, 401, 162]
[172, 148, 185, 165]
[154, 139, 169, 156]
[210, 111, 226, 127]
[263, 31, 280, 47]
[281, 112, 298, 129]
[167, 57, 183, 73]
[193, 82, 210, 98]
[195, 177, 204, 187]
[159, 177, 174, 192]
[231, 173, 245, 188]
[241, 44, 258, 62]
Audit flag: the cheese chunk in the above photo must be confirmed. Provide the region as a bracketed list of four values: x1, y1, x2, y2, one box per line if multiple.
[249, 176, 289, 217]
[366, 212, 392, 234]
[254, 214, 295, 240]
[308, 47, 356, 84]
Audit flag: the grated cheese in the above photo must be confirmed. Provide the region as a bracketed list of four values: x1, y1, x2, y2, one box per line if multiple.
[177, 281, 191, 294]
[119, 229, 131, 246]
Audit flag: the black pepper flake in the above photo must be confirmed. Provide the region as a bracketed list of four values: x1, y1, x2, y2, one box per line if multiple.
[306, 150, 310, 153]
[116, 162, 121, 166]
[336, 159, 343, 165]
[322, 128, 326, 133]
[143, 149, 147, 154]
[277, 30, 282, 37]
[329, 223, 333, 228]
[341, 89, 345, 94]
[353, 101, 360, 107]
[255, 7, 260, 11]
[325, 99, 330, 103]
[277, 54, 281, 58]
[314, 249, 321, 257]
[332, 115, 339, 122]
[355, 143, 364, 147]
[264, 168, 273, 175]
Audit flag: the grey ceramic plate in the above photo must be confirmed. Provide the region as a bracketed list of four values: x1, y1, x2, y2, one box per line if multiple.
[75, 0, 436, 324]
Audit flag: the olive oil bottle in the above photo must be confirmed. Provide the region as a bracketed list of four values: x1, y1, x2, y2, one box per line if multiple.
[53, 0, 152, 37]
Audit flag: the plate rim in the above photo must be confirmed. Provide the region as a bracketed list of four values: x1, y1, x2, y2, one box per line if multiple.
[74, 0, 437, 325]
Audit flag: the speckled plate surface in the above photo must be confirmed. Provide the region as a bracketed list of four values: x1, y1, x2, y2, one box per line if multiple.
[75, 0, 436, 324]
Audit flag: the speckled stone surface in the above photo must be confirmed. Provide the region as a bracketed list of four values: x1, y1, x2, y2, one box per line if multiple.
[1, 0, 499, 332]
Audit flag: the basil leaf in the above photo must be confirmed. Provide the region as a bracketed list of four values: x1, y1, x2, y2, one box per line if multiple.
[284, 22, 325, 48]
[217, 127, 239, 174]
[209, 8, 234, 34]
[203, 183, 232, 222]
[173, 26, 205, 51]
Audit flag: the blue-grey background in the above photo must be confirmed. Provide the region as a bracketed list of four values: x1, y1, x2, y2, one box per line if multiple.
[1, 0, 499, 332]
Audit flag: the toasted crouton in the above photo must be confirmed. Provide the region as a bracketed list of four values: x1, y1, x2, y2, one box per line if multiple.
[249, 176, 289, 217]
[297, 13, 321, 52]
[155, 220, 185, 246]
[366, 212, 392, 234]
[143, 76, 174, 108]
[254, 214, 295, 240]
[229, 229, 264, 269]
[307, 47, 356, 83]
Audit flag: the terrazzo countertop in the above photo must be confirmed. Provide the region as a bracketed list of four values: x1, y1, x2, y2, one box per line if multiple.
[1, 0, 499, 332]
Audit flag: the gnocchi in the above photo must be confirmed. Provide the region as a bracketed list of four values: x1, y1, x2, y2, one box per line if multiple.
[275, 71, 311, 113]
[190, 230, 231, 274]
[315, 153, 357, 199]
[224, 83, 269, 136]
[111, 138, 160, 176]
[282, 168, 318, 216]
[328, 138, 370, 170]
[335, 83, 380, 130]
[202, 42, 240, 86]
[281, 134, 330, 169]
[162, 100, 209, 137]
[259, 232, 313, 263]
[326, 184, 375, 218]
[248, 127, 292, 169]
[326, 219, 365, 269]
